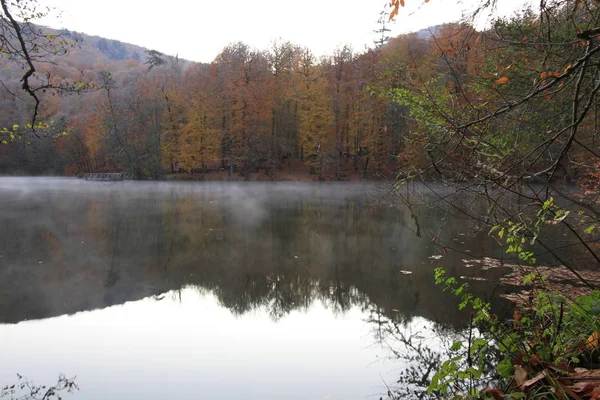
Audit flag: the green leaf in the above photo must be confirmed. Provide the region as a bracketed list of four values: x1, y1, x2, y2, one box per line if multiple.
[497, 358, 515, 378]
[586, 225, 595, 234]
[450, 341, 463, 351]
[523, 273, 537, 284]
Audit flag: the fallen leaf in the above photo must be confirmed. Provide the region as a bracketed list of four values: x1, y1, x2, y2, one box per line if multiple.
[481, 388, 504, 400]
[514, 365, 528, 387]
[522, 370, 547, 390]
[570, 369, 600, 380]
[587, 332, 600, 349]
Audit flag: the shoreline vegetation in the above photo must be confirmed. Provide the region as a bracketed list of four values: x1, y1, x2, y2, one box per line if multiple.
[162, 158, 396, 182]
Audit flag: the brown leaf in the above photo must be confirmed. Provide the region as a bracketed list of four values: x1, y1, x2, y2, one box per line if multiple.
[514, 365, 528, 388]
[570, 369, 600, 380]
[522, 370, 548, 390]
[481, 388, 504, 400]
[569, 381, 598, 394]
[559, 381, 585, 400]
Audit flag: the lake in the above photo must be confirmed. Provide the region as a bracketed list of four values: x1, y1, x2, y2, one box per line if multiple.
[0, 178, 512, 399]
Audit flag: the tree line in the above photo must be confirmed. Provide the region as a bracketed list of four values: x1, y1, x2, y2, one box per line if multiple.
[55, 40, 412, 180]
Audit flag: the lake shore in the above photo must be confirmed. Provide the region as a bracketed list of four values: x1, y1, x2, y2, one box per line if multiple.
[164, 158, 398, 182]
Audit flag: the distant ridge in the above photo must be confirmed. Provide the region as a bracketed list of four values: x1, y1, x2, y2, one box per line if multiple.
[415, 24, 443, 39]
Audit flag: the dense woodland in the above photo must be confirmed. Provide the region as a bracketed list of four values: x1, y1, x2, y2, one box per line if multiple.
[0, 10, 541, 180]
[0, 23, 416, 179]
[0, 1, 597, 185]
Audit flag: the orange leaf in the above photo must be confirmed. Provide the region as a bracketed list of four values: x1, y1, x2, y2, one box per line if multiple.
[586, 331, 600, 349]
[540, 71, 548, 79]
[447, 47, 458, 57]
[553, 71, 561, 77]
[495, 77, 509, 85]
[521, 36, 528, 42]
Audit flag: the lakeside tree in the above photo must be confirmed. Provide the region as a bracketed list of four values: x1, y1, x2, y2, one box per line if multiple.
[382, 0, 600, 284]
[377, 1, 600, 398]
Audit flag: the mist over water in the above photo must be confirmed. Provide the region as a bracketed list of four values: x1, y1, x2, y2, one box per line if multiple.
[0, 178, 511, 399]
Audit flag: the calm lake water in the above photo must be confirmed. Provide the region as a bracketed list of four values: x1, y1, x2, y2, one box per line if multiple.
[0, 178, 512, 399]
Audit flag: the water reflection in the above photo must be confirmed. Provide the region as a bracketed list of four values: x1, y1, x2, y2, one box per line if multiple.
[0, 288, 397, 400]
[0, 178, 512, 327]
[0, 178, 524, 399]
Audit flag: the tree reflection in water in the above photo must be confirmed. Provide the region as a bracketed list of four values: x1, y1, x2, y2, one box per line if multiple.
[0, 180, 514, 325]
[0, 179, 520, 399]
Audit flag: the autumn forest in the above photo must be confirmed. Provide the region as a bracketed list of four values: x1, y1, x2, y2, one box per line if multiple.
[1, 4, 584, 182]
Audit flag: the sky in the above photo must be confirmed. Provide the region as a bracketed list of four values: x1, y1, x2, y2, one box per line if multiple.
[37, 0, 531, 63]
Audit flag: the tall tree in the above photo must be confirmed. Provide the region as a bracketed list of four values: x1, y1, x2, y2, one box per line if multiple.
[297, 50, 334, 179]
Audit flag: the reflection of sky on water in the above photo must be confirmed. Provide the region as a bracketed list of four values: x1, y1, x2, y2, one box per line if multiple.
[0, 287, 403, 400]
[0, 178, 522, 399]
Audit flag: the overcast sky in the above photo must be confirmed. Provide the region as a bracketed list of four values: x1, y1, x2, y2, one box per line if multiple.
[38, 0, 531, 63]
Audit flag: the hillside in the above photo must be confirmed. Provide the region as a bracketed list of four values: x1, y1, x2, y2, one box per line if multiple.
[0, 25, 191, 127]
[0, 25, 194, 175]
[0, 23, 442, 180]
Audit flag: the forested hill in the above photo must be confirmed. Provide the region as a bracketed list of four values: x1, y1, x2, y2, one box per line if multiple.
[0, 25, 193, 131]
[0, 22, 448, 179]
[0, 25, 195, 176]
